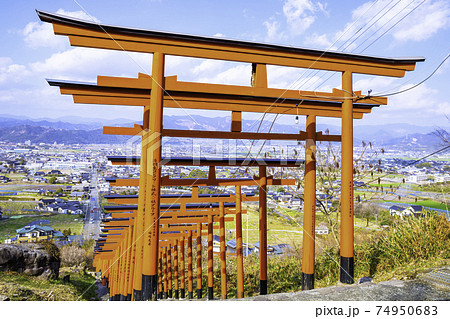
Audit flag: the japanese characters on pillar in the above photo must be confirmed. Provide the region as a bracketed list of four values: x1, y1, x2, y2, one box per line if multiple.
[340, 70, 354, 284]
[142, 52, 165, 300]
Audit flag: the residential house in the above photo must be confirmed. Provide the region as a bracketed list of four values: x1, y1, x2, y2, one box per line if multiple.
[407, 205, 427, 218]
[253, 242, 277, 255]
[38, 198, 83, 214]
[70, 191, 85, 199]
[275, 243, 293, 255]
[389, 205, 426, 218]
[46, 203, 60, 212]
[315, 222, 329, 235]
[389, 205, 405, 217]
[0, 175, 11, 183]
[212, 234, 221, 254]
[15, 225, 64, 243]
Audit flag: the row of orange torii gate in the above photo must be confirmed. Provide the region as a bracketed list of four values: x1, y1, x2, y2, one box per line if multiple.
[37, 10, 423, 301]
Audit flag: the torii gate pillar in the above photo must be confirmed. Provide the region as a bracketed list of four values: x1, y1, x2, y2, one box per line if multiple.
[302, 114, 316, 290]
[142, 52, 165, 300]
[340, 70, 354, 284]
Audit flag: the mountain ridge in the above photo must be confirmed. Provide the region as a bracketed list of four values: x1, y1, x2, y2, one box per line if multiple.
[0, 114, 446, 148]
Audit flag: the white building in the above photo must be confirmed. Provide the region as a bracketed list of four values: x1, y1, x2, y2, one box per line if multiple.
[408, 174, 428, 184]
[435, 175, 450, 183]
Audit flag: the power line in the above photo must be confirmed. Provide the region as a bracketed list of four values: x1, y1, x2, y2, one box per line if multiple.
[358, 144, 450, 186]
[357, 0, 427, 53]
[371, 53, 450, 97]
[311, 0, 426, 91]
[301, 0, 403, 91]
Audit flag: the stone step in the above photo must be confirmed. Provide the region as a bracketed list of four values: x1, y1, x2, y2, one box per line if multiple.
[419, 269, 450, 290]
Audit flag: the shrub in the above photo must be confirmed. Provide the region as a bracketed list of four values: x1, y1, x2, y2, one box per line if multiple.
[355, 213, 450, 277]
[60, 245, 87, 267]
[38, 241, 60, 261]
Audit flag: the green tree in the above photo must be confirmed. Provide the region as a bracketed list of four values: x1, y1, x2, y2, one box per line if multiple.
[415, 162, 431, 168]
[188, 169, 208, 178]
[62, 228, 72, 237]
[48, 176, 57, 184]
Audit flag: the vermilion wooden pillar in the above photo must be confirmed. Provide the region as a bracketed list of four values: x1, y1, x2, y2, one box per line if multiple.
[173, 239, 179, 299]
[235, 185, 244, 298]
[168, 245, 173, 298]
[302, 115, 316, 290]
[196, 223, 202, 299]
[187, 230, 194, 299]
[142, 51, 165, 300]
[132, 86, 150, 301]
[180, 236, 186, 299]
[259, 165, 267, 295]
[163, 247, 168, 299]
[340, 70, 354, 284]
[219, 202, 227, 299]
[207, 214, 214, 300]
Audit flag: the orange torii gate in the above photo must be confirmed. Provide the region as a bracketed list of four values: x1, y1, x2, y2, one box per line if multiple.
[102, 158, 299, 300]
[37, 9, 423, 300]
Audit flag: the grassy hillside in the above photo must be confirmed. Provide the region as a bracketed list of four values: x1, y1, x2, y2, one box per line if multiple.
[0, 268, 97, 301]
[204, 214, 450, 298]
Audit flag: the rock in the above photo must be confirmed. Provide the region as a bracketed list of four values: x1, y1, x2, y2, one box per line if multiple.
[358, 276, 373, 284]
[0, 244, 60, 278]
[62, 274, 70, 283]
[0, 294, 10, 301]
[236, 279, 450, 301]
[378, 280, 405, 288]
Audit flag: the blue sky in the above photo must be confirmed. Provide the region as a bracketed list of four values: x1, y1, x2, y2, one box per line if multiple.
[0, 0, 449, 128]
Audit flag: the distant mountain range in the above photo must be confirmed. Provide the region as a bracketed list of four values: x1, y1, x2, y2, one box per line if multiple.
[0, 114, 447, 149]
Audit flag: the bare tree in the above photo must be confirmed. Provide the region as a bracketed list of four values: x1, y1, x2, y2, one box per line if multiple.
[60, 245, 87, 267]
[354, 202, 382, 227]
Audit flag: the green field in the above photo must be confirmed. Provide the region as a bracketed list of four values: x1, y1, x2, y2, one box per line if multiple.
[382, 199, 449, 211]
[414, 199, 449, 210]
[0, 201, 37, 214]
[366, 182, 404, 188]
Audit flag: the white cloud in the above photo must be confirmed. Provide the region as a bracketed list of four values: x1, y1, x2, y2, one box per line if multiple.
[308, 0, 450, 52]
[23, 9, 100, 49]
[0, 57, 31, 85]
[268, 65, 304, 89]
[365, 82, 449, 125]
[354, 76, 396, 94]
[283, 0, 327, 35]
[23, 21, 67, 49]
[192, 60, 226, 75]
[197, 64, 252, 86]
[263, 0, 327, 42]
[264, 19, 284, 42]
[30, 48, 151, 81]
[305, 32, 333, 49]
[392, 0, 450, 42]
[54, 9, 100, 23]
[390, 83, 437, 111]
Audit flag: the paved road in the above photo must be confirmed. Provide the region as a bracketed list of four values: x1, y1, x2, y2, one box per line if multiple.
[83, 164, 101, 240]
